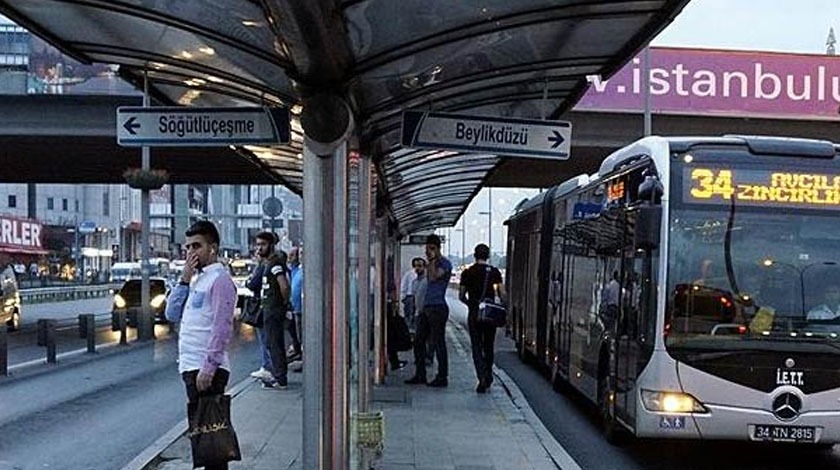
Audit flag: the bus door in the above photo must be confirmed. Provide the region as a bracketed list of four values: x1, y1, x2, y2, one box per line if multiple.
[616, 251, 644, 424]
[524, 231, 541, 356]
[555, 234, 572, 378]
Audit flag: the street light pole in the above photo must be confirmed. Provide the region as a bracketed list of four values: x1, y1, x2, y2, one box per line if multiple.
[488, 187, 492, 255]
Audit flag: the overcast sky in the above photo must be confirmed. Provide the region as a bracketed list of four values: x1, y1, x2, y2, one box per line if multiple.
[455, 0, 840, 258]
[652, 0, 840, 54]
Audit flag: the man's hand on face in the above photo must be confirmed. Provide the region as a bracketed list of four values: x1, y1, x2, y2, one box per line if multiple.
[183, 252, 199, 283]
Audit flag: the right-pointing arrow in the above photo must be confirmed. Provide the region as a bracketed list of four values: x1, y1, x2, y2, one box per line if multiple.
[123, 116, 140, 135]
[548, 130, 565, 149]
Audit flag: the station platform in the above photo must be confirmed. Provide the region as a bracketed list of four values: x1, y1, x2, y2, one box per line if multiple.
[123, 298, 578, 470]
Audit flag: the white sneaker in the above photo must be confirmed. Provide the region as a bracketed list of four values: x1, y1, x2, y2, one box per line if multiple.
[289, 360, 303, 372]
[250, 367, 273, 381]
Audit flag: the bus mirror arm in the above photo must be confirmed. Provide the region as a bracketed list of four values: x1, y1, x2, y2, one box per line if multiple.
[634, 206, 662, 250]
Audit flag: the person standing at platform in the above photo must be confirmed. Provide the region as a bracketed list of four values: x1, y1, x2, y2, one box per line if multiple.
[255, 232, 291, 389]
[459, 243, 506, 393]
[164, 220, 237, 470]
[287, 247, 304, 371]
[405, 234, 452, 388]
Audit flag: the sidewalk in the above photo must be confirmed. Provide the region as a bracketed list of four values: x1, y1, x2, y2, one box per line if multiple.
[125, 307, 577, 470]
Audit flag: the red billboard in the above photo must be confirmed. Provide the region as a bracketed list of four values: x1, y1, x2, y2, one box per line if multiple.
[0, 215, 47, 255]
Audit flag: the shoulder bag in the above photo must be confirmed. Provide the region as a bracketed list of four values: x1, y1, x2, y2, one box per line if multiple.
[477, 266, 507, 328]
[239, 295, 263, 328]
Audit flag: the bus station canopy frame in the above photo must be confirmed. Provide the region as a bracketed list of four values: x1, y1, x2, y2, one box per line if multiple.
[0, 0, 689, 235]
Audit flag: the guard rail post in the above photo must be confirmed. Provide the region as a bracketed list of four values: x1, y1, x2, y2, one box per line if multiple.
[0, 327, 7, 376]
[115, 311, 127, 345]
[37, 319, 57, 364]
[79, 314, 96, 353]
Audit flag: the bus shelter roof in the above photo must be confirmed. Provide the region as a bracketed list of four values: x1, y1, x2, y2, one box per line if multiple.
[0, 0, 689, 234]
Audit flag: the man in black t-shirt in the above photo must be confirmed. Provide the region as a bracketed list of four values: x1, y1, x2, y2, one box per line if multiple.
[459, 244, 506, 394]
[255, 231, 290, 389]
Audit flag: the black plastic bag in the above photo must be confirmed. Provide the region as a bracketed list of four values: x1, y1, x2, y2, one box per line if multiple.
[239, 296, 263, 328]
[187, 394, 241, 468]
[389, 314, 413, 352]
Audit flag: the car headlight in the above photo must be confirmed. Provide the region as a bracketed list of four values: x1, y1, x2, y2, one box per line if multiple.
[150, 294, 166, 309]
[641, 390, 707, 413]
[114, 294, 127, 309]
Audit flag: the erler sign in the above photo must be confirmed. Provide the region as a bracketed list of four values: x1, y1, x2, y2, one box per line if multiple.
[0, 215, 45, 255]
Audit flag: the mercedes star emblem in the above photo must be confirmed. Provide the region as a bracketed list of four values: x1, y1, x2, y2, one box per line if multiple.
[772, 392, 802, 421]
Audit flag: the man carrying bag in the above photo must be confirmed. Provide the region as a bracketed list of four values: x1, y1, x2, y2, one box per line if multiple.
[459, 244, 507, 394]
[166, 221, 241, 469]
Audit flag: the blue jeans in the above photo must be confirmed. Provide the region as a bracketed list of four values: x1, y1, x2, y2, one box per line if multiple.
[256, 325, 272, 370]
[413, 305, 449, 380]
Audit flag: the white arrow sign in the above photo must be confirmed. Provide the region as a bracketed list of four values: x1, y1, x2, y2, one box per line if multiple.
[116, 107, 290, 147]
[401, 111, 571, 159]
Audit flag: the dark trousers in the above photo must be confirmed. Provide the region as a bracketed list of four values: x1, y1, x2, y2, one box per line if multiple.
[287, 312, 302, 356]
[263, 310, 288, 383]
[413, 305, 449, 380]
[182, 369, 230, 470]
[468, 314, 497, 386]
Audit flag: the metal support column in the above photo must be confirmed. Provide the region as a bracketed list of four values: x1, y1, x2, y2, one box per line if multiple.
[357, 156, 372, 411]
[357, 156, 373, 469]
[332, 143, 349, 470]
[301, 91, 354, 470]
[373, 217, 387, 384]
[302, 145, 331, 470]
[139, 72, 153, 341]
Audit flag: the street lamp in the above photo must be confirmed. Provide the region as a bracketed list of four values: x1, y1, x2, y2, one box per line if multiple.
[477, 188, 493, 256]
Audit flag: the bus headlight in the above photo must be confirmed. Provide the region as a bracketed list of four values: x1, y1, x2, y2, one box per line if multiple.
[150, 294, 166, 309]
[114, 294, 127, 309]
[641, 390, 708, 413]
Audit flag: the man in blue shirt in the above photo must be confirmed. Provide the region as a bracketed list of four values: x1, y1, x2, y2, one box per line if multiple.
[405, 234, 453, 388]
[287, 247, 304, 369]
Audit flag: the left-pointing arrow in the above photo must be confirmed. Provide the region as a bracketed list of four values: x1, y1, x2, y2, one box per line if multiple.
[123, 116, 140, 135]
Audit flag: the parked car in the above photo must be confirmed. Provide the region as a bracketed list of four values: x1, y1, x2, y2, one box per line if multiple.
[1, 265, 21, 331]
[111, 277, 168, 327]
[229, 258, 258, 309]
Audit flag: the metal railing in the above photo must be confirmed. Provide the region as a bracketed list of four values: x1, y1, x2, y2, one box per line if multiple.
[19, 284, 120, 304]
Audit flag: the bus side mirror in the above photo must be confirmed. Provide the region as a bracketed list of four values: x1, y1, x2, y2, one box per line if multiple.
[635, 206, 662, 250]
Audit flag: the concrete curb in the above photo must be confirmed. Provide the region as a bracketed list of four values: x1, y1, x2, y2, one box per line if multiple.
[120, 375, 256, 470]
[448, 316, 582, 470]
[493, 366, 583, 470]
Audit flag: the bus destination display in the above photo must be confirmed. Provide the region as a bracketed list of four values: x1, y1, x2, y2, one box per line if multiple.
[684, 167, 840, 209]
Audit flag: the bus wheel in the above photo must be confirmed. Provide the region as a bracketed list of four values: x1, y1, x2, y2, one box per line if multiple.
[598, 369, 621, 444]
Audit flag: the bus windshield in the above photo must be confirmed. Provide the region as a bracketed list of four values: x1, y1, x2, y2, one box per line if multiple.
[666, 154, 840, 354]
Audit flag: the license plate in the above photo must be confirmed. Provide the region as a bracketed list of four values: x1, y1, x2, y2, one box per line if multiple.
[751, 424, 816, 443]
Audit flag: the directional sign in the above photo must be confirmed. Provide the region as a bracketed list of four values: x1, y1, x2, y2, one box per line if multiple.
[78, 220, 97, 234]
[401, 110, 572, 159]
[116, 107, 290, 147]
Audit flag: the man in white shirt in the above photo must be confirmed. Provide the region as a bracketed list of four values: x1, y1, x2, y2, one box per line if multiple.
[400, 258, 425, 330]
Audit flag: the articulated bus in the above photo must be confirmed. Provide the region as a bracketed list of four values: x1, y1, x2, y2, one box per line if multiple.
[506, 135, 840, 446]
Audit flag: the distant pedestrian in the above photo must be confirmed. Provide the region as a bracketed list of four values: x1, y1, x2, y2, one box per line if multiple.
[256, 232, 291, 390]
[459, 244, 506, 393]
[287, 247, 304, 372]
[405, 234, 453, 388]
[246, 247, 273, 382]
[164, 220, 237, 470]
[401, 257, 425, 330]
